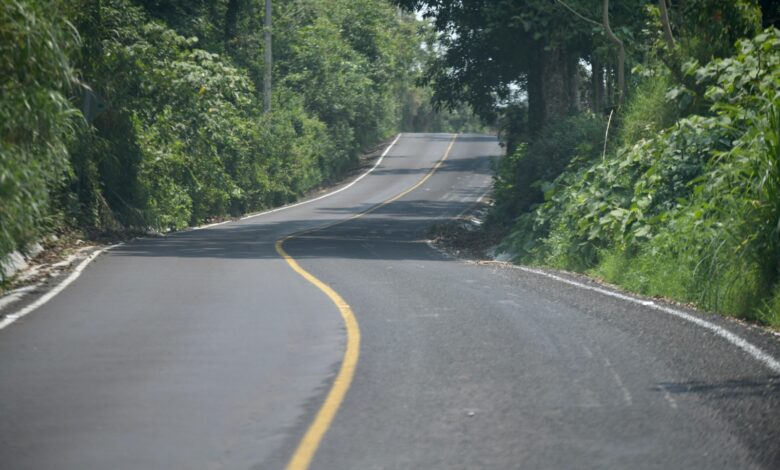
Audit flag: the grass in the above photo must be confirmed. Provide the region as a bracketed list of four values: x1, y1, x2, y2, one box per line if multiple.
[591, 246, 780, 329]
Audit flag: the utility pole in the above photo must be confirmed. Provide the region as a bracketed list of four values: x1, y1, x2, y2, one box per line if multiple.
[263, 0, 272, 113]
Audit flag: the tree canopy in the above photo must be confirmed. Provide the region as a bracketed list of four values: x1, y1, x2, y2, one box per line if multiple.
[396, 0, 762, 133]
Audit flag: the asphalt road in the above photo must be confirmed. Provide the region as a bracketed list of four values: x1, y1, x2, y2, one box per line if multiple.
[1, 133, 779, 469]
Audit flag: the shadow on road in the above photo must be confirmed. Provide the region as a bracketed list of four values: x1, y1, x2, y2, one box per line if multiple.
[109, 196, 480, 262]
[109, 144, 498, 263]
[657, 376, 780, 399]
[371, 155, 496, 177]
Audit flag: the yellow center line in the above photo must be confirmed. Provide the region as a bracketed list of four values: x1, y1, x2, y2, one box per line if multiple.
[279, 134, 458, 470]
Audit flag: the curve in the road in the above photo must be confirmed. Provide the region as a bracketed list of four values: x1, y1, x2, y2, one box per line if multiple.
[280, 134, 458, 470]
[0, 134, 405, 332]
[0, 133, 466, 470]
[3, 132, 779, 469]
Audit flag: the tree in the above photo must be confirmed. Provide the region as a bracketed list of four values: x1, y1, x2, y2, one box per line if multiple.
[395, 0, 641, 132]
[601, 0, 625, 106]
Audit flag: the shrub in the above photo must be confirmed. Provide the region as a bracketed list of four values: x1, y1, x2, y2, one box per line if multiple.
[66, 0, 336, 231]
[504, 28, 780, 325]
[488, 113, 605, 229]
[1, 0, 78, 263]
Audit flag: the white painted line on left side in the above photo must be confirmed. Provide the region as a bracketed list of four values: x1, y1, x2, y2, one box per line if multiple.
[238, 133, 402, 222]
[0, 284, 40, 311]
[0, 244, 122, 331]
[0, 135, 405, 330]
[189, 133, 403, 230]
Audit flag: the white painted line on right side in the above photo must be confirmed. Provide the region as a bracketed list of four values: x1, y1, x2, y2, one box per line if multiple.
[517, 266, 780, 374]
[0, 135, 405, 331]
[425, 240, 780, 375]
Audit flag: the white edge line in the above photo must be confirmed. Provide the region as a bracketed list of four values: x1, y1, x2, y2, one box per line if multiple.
[0, 283, 41, 311]
[0, 134, 404, 330]
[516, 265, 780, 374]
[189, 133, 403, 229]
[0, 243, 123, 331]
[424, 241, 780, 374]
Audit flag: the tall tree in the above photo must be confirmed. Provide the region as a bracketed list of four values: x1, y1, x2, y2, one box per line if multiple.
[396, 0, 592, 133]
[601, 0, 625, 106]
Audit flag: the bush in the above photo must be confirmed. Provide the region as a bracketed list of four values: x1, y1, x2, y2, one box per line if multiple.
[502, 28, 780, 326]
[488, 113, 605, 230]
[619, 73, 679, 147]
[1, 0, 78, 262]
[65, 0, 341, 231]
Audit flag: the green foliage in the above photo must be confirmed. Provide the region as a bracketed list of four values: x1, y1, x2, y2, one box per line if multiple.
[676, 0, 762, 63]
[396, 0, 650, 127]
[502, 28, 780, 326]
[489, 113, 605, 231]
[280, 13, 371, 170]
[400, 87, 487, 134]
[394, 1, 774, 326]
[1, 0, 79, 260]
[277, 0, 420, 168]
[619, 73, 679, 146]
[66, 0, 421, 231]
[2, 0, 426, 264]
[67, 2, 259, 229]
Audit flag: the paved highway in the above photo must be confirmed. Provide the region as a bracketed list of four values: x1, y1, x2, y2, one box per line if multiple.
[1, 133, 779, 469]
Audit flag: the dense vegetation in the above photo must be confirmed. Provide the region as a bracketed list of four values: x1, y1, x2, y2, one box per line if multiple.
[1, 0, 484, 276]
[7, 0, 779, 329]
[400, 0, 780, 327]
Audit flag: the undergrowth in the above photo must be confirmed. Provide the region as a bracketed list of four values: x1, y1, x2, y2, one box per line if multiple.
[496, 28, 780, 328]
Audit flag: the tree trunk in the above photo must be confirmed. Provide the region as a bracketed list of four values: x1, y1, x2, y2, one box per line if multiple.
[602, 0, 625, 107]
[541, 45, 571, 120]
[658, 0, 675, 49]
[527, 41, 579, 134]
[263, 0, 272, 113]
[567, 53, 581, 113]
[527, 41, 545, 135]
